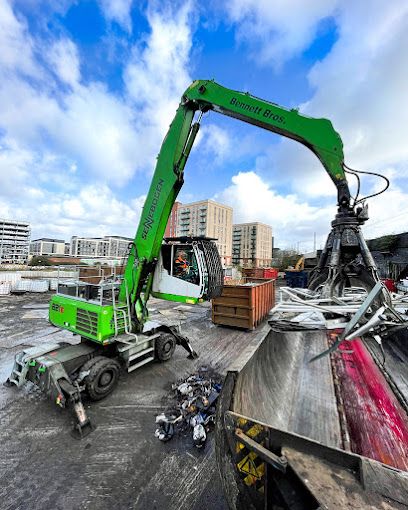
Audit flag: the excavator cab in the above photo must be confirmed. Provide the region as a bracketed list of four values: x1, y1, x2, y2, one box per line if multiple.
[152, 237, 224, 304]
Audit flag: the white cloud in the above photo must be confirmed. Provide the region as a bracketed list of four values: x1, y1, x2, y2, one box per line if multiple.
[99, 0, 133, 32]
[362, 183, 408, 240]
[0, 151, 145, 238]
[54, 82, 140, 185]
[125, 1, 193, 136]
[224, 1, 408, 247]
[0, 0, 196, 188]
[0, 0, 40, 78]
[0, 71, 142, 186]
[41, 185, 145, 239]
[47, 38, 80, 87]
[256, 139, 338, 199]
[225, 0, 339, 67]
[0, 2, 139, 185]
[289, 2, 408, 207]
[304, 2, 408, 172]
[193, 121, 267, 169]
[216, 171, 335, 250]
[0, 139, 31, 195]
[0, 140, 92, 236]
[195, 124, 232, 163]
[4, 0, 406, 252]
[0, 0, 197, 240]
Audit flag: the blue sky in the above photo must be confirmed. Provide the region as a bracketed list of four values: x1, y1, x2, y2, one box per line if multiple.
[1, 0, 408, 251]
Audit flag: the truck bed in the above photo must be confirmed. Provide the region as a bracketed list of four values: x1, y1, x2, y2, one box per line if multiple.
[217, 327, 408, 509]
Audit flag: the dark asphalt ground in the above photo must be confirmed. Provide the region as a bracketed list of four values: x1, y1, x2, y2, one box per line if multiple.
[0, 292, 269, 510]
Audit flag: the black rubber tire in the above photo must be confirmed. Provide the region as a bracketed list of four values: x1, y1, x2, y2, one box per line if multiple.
[155, 333, 176, 362]
[82, 356, 121, 401]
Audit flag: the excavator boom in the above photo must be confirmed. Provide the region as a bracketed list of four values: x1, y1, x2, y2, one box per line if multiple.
[184, 80, 349, 205]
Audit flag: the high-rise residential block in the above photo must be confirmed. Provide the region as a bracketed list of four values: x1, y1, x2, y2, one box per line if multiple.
[70, 235, 133, 258]
[30, 238, 65, 256]
[232, 222, 272, 267]
[177, 199, 233, 266]
[0, 218, 31, 264]
[164, 201, 181, 238]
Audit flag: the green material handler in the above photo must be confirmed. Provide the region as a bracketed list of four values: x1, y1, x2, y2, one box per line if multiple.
[7, 80, 381, 437]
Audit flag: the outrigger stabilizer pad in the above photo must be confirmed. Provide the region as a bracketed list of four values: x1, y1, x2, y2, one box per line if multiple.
[71, 399, 95, 440]
[168, 326, 199, 359]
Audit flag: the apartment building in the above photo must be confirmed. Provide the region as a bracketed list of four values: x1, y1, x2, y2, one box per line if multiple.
[30, 238, 65, 256]
[232, 222, 272, 267]
[164, 201, 181, 238]
[0, 218, 31, 264]
[70, 235, 132, 258]
[177, 199, 233, 266]
[107, 236, 133, 257]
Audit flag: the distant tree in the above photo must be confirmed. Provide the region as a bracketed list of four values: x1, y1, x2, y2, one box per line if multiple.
[369, 235, 398, 253]
[275, 250, 301, 271]
[28, 256, 51, 266]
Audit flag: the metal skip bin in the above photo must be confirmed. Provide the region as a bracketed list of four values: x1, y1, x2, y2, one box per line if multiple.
[212, 278, 275, 330]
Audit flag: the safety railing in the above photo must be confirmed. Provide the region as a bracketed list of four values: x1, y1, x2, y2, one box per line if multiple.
[56, 264, 126, 306]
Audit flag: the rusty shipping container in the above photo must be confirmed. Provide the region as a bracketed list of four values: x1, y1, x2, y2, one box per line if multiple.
[241, 267, 278, 279]
[212, 277, 275, 330]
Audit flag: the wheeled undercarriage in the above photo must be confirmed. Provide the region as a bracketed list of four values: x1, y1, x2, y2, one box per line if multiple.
[6, 327, 195, 438]
[6, 268, 198, 438]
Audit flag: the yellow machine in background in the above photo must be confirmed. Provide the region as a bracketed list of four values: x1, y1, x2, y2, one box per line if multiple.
[287, 256, 305, 272]
[285, 256, 307, 287]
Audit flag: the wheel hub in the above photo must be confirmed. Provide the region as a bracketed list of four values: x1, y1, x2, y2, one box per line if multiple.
[163, 341, 172, 353]
[99, 371, 113, 387]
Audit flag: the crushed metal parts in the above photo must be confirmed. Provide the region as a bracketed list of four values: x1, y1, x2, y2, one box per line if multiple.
[269, 283, 408, 359]
[154, 368, 222, 448]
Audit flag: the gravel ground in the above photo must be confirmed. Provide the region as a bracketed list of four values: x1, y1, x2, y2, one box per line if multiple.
[0, 291, 270, 510]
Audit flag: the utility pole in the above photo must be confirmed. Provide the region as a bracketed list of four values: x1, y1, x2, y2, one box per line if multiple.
[313, 232, 316, 252]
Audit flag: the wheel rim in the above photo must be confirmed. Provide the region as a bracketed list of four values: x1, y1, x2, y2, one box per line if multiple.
[98, 369, 114, 388]
[162, 341, 172, 354]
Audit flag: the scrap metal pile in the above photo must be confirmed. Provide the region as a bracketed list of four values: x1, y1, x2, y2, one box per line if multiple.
[270, 283, 408, 358]
[155, 368, 222, 448]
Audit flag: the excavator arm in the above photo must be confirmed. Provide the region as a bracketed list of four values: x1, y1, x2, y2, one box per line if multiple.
[185, 80, 350, 207]
[121, 80, 352, 330]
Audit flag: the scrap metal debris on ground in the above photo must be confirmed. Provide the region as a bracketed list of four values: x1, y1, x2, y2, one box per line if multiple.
[155, 367, 222, 448]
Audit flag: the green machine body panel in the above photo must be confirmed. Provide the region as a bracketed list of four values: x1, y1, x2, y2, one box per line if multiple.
[49, 294, 120, 344]
[151, 291, 202, 305]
